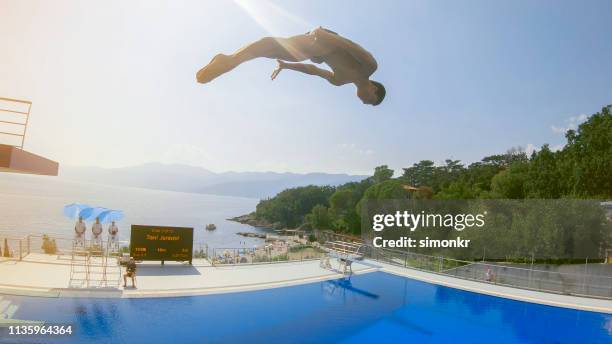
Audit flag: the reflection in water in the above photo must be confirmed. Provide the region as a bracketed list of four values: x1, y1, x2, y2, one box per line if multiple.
[74, 301, 122, 339]
[323, 277, 379, 299]
[605, 317, 612, 335]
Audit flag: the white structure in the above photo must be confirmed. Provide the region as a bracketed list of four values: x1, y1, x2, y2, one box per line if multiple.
[74, 218, 86, 247]
[91, 219, 103, 246]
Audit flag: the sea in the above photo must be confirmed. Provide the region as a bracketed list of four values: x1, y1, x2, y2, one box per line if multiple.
[0, 173, 268, 250]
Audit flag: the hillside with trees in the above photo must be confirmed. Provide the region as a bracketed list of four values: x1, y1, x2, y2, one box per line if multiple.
[251, 105, 612, 237]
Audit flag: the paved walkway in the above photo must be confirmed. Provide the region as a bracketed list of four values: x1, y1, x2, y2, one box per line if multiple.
[0, 254, 373, 299]
[0, 254, 610, 314]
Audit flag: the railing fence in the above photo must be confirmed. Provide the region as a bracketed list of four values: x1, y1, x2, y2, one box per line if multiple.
[364, 246, 612, 299]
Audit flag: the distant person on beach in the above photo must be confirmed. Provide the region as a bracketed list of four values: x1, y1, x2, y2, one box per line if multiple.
[485, 268, 495, 282]
[92, 218, 103, 246]
[123, 257, 137, 288]
[196, 27, 385, 106]
[74, 217, 86, 247]
[108, 221, 119, 250]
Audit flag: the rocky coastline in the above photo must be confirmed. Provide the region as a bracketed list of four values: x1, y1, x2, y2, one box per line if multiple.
[229, 213, 312, 233]
[227, 213, 282, 230]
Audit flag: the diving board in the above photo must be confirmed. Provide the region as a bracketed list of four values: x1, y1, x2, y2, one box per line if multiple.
[0, 97, 59, 176]
[321, 240, 379, 274]
[0, 144, 58, 176]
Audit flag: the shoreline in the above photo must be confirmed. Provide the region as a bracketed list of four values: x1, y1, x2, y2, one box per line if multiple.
[227, 213, 279, 230]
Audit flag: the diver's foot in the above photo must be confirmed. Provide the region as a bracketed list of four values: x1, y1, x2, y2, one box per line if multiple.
[196, 54, 235, 84]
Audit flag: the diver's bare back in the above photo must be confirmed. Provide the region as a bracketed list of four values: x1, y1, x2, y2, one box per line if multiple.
[310, 30, 378, 84]
[314, 47, 369, 86]
[196, 27, 386, 105]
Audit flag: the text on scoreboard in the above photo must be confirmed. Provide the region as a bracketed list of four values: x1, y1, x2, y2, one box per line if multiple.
[130, 225, 193, 262]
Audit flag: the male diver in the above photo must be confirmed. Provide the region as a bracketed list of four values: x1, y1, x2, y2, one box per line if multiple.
[196, 27, 385, 106]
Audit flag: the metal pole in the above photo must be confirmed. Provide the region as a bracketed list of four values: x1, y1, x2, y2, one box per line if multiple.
[20, 102, 32, 149]
[529, 253, 534, 289]
[583, 257, 588, 294]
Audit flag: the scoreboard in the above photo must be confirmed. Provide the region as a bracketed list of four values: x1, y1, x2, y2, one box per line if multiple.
[130, 225, 193, 264]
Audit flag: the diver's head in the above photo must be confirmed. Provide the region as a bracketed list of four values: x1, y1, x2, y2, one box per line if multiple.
[357, 80, 386, 106]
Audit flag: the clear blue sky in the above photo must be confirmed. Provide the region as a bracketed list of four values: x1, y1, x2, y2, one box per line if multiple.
[1, 0, 610, 175]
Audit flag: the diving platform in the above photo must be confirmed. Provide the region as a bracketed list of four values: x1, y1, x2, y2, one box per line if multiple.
[0, 144, 58, 176]
[0, 97, 59, 176]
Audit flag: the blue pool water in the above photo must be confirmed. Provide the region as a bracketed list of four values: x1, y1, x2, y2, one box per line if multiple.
[0, 272, 609, 344]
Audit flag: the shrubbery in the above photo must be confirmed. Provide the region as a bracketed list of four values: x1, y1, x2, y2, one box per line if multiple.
[41, 234, 58, 254]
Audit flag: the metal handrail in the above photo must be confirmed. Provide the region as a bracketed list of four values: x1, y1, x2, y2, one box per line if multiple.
[0, 96, 32, 149]
[372, 246, 609, 280]
[366, 246, 612, 299]
[211, 244, 325, 266]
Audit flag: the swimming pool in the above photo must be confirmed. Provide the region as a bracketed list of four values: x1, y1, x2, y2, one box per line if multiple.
[1, 272, 609, 343]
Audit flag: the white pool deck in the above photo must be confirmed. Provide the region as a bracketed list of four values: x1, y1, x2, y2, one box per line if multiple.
[0, 253, 610, 314]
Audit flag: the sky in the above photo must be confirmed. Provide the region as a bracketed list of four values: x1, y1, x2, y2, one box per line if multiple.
[1, 0, 611, 175]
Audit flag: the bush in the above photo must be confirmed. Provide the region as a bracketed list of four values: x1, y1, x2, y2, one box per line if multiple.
[3, 238, 10, 257]
[193, 249, 208, 259]
[271, 254, 288, 262]
[289, 244, 311, 253]
[41, 235, 58, 254]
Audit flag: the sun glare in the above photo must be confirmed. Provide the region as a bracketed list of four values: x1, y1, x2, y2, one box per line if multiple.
[233, 0, 312, 36]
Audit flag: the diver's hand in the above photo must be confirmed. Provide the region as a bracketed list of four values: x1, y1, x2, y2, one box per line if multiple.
[271, 60, 286, 80]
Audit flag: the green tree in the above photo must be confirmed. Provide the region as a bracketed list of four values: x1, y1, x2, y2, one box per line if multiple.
[562, 105, 612, 198]
[372, 165, 394, 183]
[525, 145, 562, 198]
[256, 185, 334, 227]
[305, 204, 332, 229]
[401, 160, 436, 188]
[491, 162, 529, 198]
[356, 179, 408, 218]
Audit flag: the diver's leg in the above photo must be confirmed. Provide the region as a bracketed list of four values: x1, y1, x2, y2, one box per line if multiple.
[231, 35, 319, 63]
[196, 33, 332, 83]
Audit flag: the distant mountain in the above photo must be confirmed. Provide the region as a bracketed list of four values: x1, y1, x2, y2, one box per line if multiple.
[197, 172, 366, 199]
[59, 163, 367, 199]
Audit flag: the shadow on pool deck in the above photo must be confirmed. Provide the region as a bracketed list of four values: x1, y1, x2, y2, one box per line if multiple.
[135, 265, 202, 276]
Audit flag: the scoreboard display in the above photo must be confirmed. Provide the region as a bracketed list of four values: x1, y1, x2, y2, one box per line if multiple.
[130, 225, 193, 264]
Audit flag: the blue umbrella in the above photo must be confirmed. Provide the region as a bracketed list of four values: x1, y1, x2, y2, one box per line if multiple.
[63, 203, 91, 219]
[79, 207, 109, 222]
[98, 210, 124, 224]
